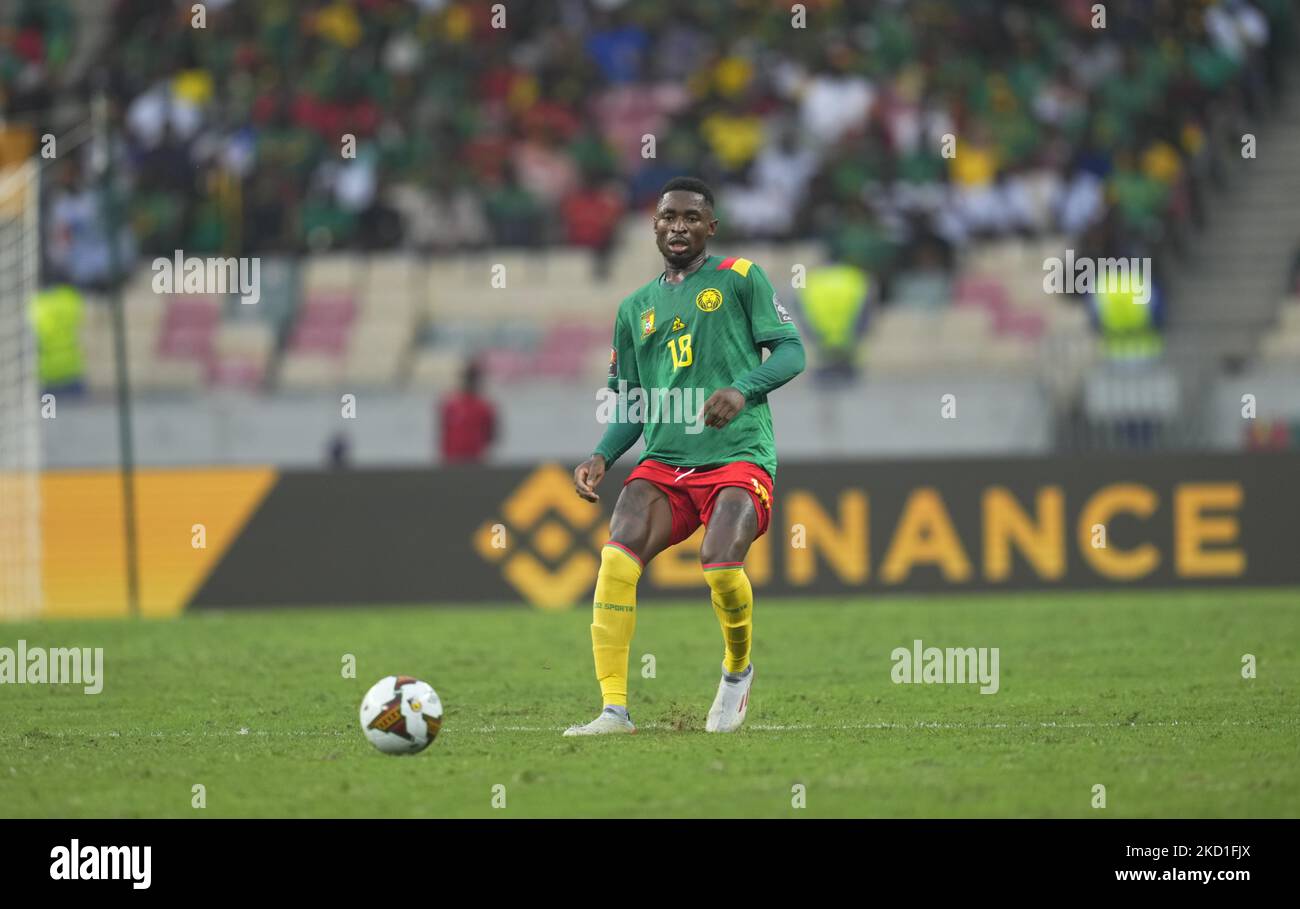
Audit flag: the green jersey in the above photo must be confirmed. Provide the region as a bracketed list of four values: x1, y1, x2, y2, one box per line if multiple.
[604, 254, 801, 479]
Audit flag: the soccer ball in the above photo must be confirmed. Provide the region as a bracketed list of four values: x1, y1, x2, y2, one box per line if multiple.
[359, 675, 443, 754]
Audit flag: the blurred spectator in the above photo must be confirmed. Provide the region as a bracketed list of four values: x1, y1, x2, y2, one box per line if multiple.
[326, 432, 350, 469]
[722, 127, 819, 237]
[798, 51, 874, 147]
[484, 166, 541, 247]
[439, 360, 497, 464]
[795, 262, 874, 381]
[1090, 270, 1166, 360]
[28, 284, 85, 395]
[1086, 267, 1169, 449]
[561, 179, 626, 278]
[44, 162, 134, 289]
[387, 171, 490, 251]
[585, 14, 649, 84]
[1, 0, 74, 116]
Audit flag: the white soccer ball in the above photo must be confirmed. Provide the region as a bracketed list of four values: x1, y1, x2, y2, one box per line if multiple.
[359, 675, 443, 754]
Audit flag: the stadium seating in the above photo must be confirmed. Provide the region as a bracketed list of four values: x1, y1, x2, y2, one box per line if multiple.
[63, 231, 1122, 398]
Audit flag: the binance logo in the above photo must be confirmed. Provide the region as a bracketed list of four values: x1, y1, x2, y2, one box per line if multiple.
[474, 464, 606, 610]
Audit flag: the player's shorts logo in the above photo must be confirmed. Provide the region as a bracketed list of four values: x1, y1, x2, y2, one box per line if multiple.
[640, 307, 656, 337]
[695, 288, 723, 312]
[751, 477, 772, 510]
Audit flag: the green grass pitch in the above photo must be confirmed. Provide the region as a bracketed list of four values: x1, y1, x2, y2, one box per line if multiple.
[1, 589, 1297, 818]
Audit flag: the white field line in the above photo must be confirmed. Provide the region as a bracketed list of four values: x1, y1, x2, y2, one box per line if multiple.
[2, 717, 1296, 740]
[475, 718, 1300, 733]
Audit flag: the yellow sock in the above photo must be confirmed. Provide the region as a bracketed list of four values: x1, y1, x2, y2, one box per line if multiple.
[704, 563, 752, 674]
[591, 543, 641, 707]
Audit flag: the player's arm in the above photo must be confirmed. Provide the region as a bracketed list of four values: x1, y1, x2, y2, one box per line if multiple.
[575, 309, 642, 502]
[700, 264, 806, 429]
[733, 334, 806, 398]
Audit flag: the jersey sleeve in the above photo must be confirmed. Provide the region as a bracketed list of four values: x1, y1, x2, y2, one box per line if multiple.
[745, 264, 801, 345]
[732, 334, 805, 402]
[607, 303, 641, 391]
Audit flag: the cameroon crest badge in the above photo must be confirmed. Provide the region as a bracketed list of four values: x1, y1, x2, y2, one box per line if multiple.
[695, 288, 723, 312]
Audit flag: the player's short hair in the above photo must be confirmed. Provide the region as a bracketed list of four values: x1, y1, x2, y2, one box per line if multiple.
[659, 176, 714, 210]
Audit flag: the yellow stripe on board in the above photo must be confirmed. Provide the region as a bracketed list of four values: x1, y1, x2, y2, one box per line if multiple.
[41, 467, 278, 618]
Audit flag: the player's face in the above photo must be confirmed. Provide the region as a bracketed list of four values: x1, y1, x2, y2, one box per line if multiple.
[653, 191, 716, 267]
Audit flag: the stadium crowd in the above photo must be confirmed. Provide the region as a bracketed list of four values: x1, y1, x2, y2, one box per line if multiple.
[2, 0, 1291, 289]
[5, 0, 1300, 436]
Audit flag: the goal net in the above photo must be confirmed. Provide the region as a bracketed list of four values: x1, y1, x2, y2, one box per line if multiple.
[0, 160, 43, 620]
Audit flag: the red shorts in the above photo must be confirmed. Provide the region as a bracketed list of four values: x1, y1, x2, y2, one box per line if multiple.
[624, 459, 774, 546]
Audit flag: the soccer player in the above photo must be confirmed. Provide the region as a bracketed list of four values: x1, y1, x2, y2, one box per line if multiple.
[566, 176, 806, 736]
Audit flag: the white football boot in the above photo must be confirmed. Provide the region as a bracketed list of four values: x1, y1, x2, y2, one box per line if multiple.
[705, 663, 753, 733]
[563, 706, 637, 737]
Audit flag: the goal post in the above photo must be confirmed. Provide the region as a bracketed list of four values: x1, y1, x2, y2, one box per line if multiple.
[0, 159, 43, 621]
